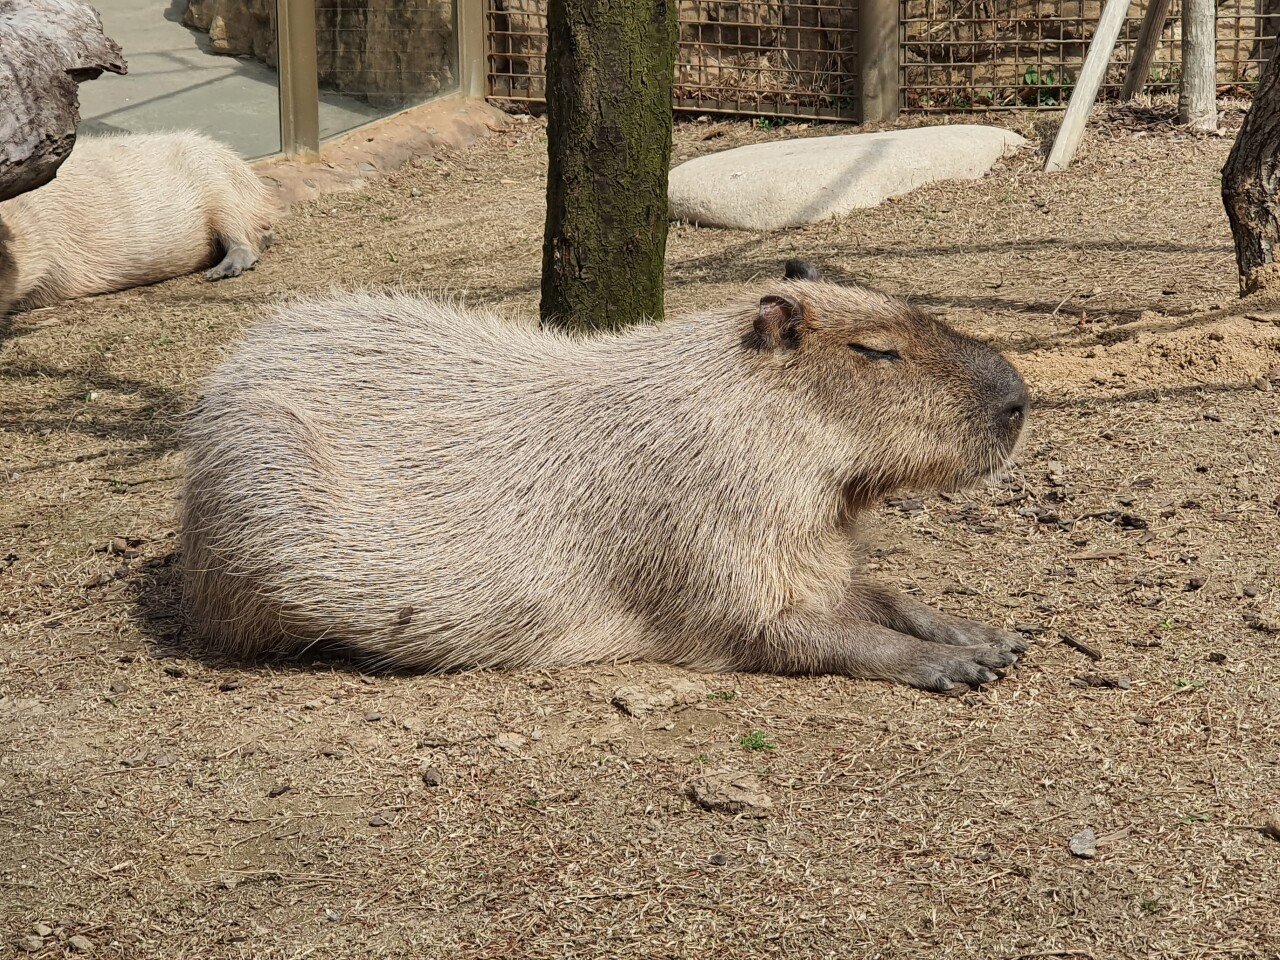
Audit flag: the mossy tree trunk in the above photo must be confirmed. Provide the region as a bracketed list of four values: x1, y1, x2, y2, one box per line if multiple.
[540, 0, 677, 332]
[1223, 39, 1280, 295]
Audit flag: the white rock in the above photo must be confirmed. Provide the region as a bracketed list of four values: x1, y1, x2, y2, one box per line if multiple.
[687, 772, 773, 818]
[612, 678, 706, 718]
[668, 126, 1026, 230]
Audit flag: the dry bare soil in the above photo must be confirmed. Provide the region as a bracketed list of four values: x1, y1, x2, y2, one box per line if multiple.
[2, 107, 1278, 960]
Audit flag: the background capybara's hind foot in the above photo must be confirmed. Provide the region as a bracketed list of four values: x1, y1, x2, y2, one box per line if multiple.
[204, 243, 259, 281]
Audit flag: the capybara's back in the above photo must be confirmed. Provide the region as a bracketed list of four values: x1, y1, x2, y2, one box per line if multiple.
[0, 132, 275, 314]
[183, 279, 1031, 690]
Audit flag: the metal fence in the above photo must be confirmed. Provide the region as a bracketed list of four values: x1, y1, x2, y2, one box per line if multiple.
[901, 0, 1278, 112]
[485, 0, 1276, 119]
[486, 0, 862, 120]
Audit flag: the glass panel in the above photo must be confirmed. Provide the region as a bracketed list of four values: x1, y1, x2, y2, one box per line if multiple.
[315, 0, 461, 139]
[77, 0, 282, 159]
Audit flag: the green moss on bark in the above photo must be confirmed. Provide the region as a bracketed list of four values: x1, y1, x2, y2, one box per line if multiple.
[540, 0, 677, 332]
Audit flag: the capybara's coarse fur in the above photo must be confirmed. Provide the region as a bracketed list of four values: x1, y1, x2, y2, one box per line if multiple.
[0, 132, 274, 316]
[181, 270, 1032, 692]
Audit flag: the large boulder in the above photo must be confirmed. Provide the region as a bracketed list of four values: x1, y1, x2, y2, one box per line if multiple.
[668, 125, 1026, 231]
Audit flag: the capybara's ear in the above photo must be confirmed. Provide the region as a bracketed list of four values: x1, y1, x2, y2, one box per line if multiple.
[783, 259, 820, 282]
[751, 293, 806, 351]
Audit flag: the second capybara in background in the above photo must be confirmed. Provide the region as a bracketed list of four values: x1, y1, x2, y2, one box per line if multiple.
[180, 264, 1031, 693]
[0, 131, 276, 317]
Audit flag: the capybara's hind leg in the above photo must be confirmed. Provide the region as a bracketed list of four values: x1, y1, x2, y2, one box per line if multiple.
[204, 239, 259, 281]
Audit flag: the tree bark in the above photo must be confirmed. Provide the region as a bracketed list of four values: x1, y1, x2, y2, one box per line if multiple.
[540, 0, 677, 333]
[1223, 40, 1280, 294]
[1177, 0, 1217, 131]
[0, 0, 126, 202]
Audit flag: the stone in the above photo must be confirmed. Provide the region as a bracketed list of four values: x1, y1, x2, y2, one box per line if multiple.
[68, 935, 93, 953]
[612, 678, 706, 718]
[668, 126, 1026, 231]
[687, 772, 773, 818]
[1069, 827, 1097, 858]
[494, 732, 527, 752]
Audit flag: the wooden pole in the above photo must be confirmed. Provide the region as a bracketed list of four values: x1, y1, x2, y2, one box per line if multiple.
[456, 0, 487, 99]
[277, 0, 320, 158]
[858, 0, 900, 123]
[1121, 0, 1173, 100]
[1045, 0, 1131, 173]
[1178, 0, 1218, 131]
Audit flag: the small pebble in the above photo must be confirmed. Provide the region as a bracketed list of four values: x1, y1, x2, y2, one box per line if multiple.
[368, 814, 391, 827]
[409, 188, 421, 197]
[421, 766, 444, 787]
[18, 936, 44, 953]
[1263, 814, 1280, 841]
[708, 852, 729, 866]
[267, 783, 292, 798]
[1069, 827, 1097, 859]
[1207, 651, 1227, 664]
[33, 924, 52, 938]
[68, 934, 93, 953]
[108, 681, 127, 695]
[1243, 584, 1260, 598]
[364, 710, 382, 722]
[219, 680, 241, 692]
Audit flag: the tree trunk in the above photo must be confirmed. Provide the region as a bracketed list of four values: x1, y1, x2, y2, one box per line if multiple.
[1223, 40, 1280, 294]
[540, 0, 677, 333]
[1177, 0, 1217, 131]
[0, 0, 126, 202]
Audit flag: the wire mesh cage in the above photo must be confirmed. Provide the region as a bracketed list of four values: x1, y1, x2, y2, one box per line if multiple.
[900, 0, 1278, 112]
[486, 0, 861, 120]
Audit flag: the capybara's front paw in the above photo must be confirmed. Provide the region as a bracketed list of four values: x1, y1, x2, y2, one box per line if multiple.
[941, 618, 1029, 655]
[904, 642, 1018, 693]
[204, 262, 243, 281]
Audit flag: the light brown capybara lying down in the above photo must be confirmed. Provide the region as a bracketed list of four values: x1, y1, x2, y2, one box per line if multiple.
[0, 131, 275, 316]
[180, 261, 1031, 693]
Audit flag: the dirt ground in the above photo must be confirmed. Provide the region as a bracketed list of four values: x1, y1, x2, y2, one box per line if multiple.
[2, 105, 1278, 960]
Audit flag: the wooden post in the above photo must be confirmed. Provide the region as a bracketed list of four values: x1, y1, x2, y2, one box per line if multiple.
[858, 0, 900, 123]
[277, 0, 320, 158]
[456, 0, 487, 99]
[1178, 0, 1218, 131]
[1121, 0, 1172, 99]
[1045, 0, 1130, 173]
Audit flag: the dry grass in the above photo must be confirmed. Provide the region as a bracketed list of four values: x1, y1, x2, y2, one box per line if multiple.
[1, 106, 1278, 959]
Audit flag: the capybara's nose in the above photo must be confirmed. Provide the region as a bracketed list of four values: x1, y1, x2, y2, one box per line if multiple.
[1001, 378, 1029, 433]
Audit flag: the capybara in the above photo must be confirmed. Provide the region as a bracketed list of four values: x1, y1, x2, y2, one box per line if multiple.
[180, 264, 1031, 692]
[0, 132, 274, 316]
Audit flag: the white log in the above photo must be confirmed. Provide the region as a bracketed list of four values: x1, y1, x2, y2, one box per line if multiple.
[0, 0, 126, 202]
